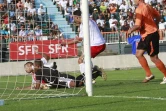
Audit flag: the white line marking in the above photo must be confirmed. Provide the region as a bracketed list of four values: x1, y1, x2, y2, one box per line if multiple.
[93, 95, 166, 101]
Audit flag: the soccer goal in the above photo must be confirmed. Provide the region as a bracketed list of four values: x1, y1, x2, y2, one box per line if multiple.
[0, 1, 92, 100]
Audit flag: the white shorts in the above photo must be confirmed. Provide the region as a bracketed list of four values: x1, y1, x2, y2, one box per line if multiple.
[59, 77, 73, 88]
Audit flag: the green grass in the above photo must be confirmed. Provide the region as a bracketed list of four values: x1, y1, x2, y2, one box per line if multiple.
[0, 68, 166, 111]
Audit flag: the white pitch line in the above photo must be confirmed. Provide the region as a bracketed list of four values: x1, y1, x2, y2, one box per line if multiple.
[93, 95, 166, 101]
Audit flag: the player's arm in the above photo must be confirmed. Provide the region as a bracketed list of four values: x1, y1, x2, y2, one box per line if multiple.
[35, 70, 42, 89]
[128, 9, 142, 34]
[35, 80, 41, 89]
[61, 37, 83, 46]
[16, 86, 32, 90]
[34, 47, 50, 61]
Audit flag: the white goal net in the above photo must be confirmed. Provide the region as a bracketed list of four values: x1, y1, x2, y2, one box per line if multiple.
[0, 0, 85, 100]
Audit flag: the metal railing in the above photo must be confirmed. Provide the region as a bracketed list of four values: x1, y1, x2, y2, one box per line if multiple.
[102, 30, 166, 44]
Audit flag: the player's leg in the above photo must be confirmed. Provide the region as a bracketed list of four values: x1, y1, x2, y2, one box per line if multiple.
[44, 62, 57, 70]
[59, 72, 76, 80]
[78, 58, 106, 81]
[136, 37, 154, 83]
[52, 77, 76, 88]
[92, 65, 107, 81]
[147, 31, 166, 84]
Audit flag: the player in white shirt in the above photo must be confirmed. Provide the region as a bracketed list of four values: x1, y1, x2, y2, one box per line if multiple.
[61, 10, 107, 80]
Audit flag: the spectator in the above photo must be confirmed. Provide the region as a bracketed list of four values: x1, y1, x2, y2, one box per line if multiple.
[119, 16, 125, 27]
[121, 21, 130, 31]
[89, 3, 95, 15]
[21, 0, 25, 4]
[119, 9, 127, 19]
[17, 13, 26, 26]
[9, 7, 15, 18]
[2, 13, 9, 25]
[109, 3, 117, 14]
[7, 19, 17, 36]
[96, 15, 105, 27]
[26, 20, 34, 29]
[127, 8, 133, 19]
[163, 6, 166, 22]
[27, 4, 36, 16]
[102, 10, 110, 21]
[26, 11, 33, 21]
[92, 8, 99, 21]
[100, 2, 107, 13]
[108, 14, 118, 31]
[59, 0, 67, 17]
[89, 0, 95, 5]
[18, 25, 27, 41]
[17, 0, 24, 9]
[37, 4, 46, 21]
[158, 18, 166, 40]
[95, 0, 101, 8]
[50, 24, 64, 40]
[26, 26, 34, 41]
[97, 22, 104, 32]
[159, 18, 166, 29]
[119, 1, 128, 12]
[1, 20, 8, 35]
[16, 6, 24, 18]
[156, 2, 162, 11]
[128, 18, 134, 28]
[34, 25, 42, 40]
[0, 35, 7, 62]
[24, 0, 31, 9]
[104, 0, 109, 7]
[129, 1, 135, 13]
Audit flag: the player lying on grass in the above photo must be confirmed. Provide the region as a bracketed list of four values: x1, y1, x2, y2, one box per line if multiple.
[23, 59, 106, 89]
[19, 55, 106, 89]
[31, 47, 57, 89]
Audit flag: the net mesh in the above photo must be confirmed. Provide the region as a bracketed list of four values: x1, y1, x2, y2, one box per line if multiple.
[0, 0, 84, 100]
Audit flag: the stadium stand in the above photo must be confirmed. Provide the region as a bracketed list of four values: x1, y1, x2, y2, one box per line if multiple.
[0, 0, 166, 62]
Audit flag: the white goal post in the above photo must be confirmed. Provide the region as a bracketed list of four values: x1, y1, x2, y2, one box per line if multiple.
[82, 0, 93, 96]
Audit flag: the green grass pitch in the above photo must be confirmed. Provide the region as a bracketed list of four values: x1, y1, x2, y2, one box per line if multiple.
[0, 68, 166, 111]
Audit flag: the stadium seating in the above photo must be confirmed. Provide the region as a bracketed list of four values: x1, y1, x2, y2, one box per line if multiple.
[35, 0, 76, 38]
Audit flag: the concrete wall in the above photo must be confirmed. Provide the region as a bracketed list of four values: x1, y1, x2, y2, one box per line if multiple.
[0, 52, 166, 76]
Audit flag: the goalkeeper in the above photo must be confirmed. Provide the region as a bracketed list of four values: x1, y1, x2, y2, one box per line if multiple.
[23, 59, 105, 89]
[31, 47, 57, 89]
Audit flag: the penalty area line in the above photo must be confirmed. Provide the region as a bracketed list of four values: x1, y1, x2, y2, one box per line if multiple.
[93, 95, 166, 101]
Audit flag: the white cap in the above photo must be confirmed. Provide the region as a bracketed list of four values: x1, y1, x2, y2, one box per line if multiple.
[40, 4, 43, 6]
